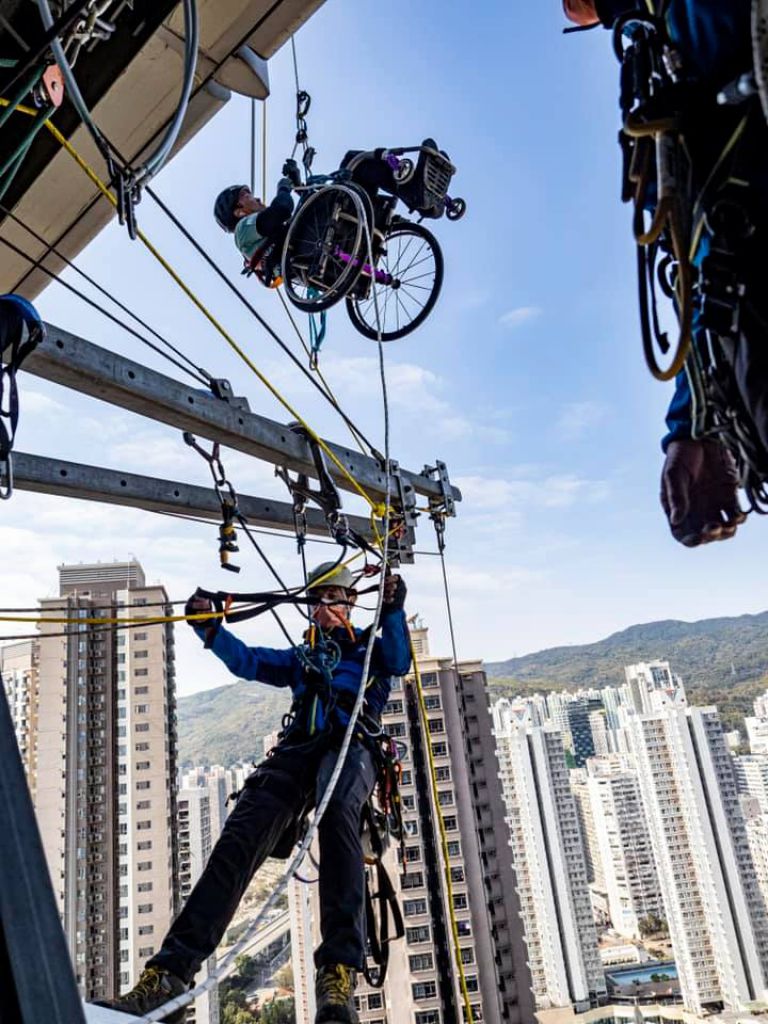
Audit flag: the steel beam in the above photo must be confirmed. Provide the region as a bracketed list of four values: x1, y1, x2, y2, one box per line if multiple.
[12, 453, 376, 541]
[22, 324, 462, 508]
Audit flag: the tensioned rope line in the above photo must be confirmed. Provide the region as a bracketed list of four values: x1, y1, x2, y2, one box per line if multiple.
[36, 113, 387, 517]
[136, 187, 394, 1024]
[0, 203, 213, 385]
[0, 232, 211, 387]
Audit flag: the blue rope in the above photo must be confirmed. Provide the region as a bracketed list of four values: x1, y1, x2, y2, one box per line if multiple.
[307, 286, 327, 366]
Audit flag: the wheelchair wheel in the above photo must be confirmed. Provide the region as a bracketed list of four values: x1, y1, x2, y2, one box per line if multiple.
[345, 221, 444, 341]
[282, 186, 366, 312]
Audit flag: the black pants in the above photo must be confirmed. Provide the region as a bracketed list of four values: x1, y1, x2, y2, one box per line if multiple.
[149, 734, 376, 983]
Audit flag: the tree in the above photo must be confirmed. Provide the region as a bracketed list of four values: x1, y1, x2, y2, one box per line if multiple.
[273, 963, 294, 991]
[261, 996, 296, 1024]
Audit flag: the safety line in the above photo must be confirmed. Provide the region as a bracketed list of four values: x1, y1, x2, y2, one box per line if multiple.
[0, 202, 212, 384]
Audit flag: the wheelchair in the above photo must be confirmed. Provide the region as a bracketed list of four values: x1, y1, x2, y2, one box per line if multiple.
[260, 145, 465, 342]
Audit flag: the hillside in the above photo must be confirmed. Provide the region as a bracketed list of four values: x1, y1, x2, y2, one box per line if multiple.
[176, 681, 291, 766]
[176, 611, 768, 764]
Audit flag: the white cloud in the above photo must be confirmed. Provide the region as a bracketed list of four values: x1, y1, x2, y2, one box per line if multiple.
[555, 401, 608, 441]
[498, 306, 541, 330]
[456, 472, 610, 513]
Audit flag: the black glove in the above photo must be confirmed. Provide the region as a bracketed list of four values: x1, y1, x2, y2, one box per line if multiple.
[660, 439, 746, 547]
[184, 592, 218, 631]
[382, 573, 407, 612]
[282, 158, 302, 187]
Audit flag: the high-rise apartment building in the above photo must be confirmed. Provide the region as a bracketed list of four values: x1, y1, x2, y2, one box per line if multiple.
[494, 711, 607, 1014]
[623, 662, 684, 715]
[735, 755, 768, 816]
[1, 639, 36, 776]
[626, 704, 768, 1014]
[5, 560, 180, 1003]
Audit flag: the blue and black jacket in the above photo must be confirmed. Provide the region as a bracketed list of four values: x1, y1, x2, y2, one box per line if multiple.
[196, 608, 412, 735]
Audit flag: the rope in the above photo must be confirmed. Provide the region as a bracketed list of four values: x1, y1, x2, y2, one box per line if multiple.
[0, 204, 212, 386]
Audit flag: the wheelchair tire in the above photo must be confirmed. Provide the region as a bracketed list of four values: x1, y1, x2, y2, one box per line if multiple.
[282, 185, 367, 312]
[345, 221, 444, 341]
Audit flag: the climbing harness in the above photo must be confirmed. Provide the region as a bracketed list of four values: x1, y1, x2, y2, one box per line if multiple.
[0, 297, 45, 499]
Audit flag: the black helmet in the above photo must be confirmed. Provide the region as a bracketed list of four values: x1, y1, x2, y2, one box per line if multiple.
[214, 184, 248, 233]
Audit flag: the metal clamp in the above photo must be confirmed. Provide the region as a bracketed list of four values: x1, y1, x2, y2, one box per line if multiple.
[276, 423, 349, 545]
[387, 459, 418, 566]
[422, 459, 456, 518]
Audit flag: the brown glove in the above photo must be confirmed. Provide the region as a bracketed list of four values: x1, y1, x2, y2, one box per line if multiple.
[563, 0, 599, 26]
[660, 439, 746, 547]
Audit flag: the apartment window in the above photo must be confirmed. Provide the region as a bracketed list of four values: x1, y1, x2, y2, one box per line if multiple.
[134, 633, 148, 641]
[412, 981, 437, 1001]
[137, 761, 150, 770]
[406, 926, 430, 944]
[404, 820, 419, 837]
[402, 794, 416, 810]
[420, 672, 438, 687]
[117, 671, 126, 683]
[431, 742, 447, 757]
[137, 841, 152, 851]
[118, 784, 128, 796]
[135, 742, 150, 752]
[452, 893, 468, 910]
[456, 920, 472, 937]
[462, 1006, 481, 1023]
[435, 766, 451, 782]
[465, 976, 479, 994]
[367, 994, 383, 1010]
[401, 871, 424, 890]
[460, 947, 475, 965]
[138, 861, 152, 871]
[137, 904, 153, 914]
[384, 700, 403, 715]
[443, 816, 457, 832]
[415, 1012, 440, 1024]
[137, 820, 152, 831]
[401, 770, 412, 785]
[409, 953, 434, 972]
[117, 745, 127, 757]
[437, 790, 454, 807]
[450, 866, 465, 884]
[428, 718, 445, 734]
[138, 946, 154, 958]
[385, 722, 406, 738]
[135, 685, 149, 695]
[447, 841, 461, 857]
[403, 899, 427, 917]
[118, 843, 128, 856]
[119, 928, 129, 941]
[424, 696, 441, 711]
[134, 651, 149, 660]
[404, 846, 421, 863]
[137, 882, 153, 893]
[117, 654, 125, 665]
[136, 781, 151, 790]
[138, 925, 154, 936]
[136, 800, 151, 810]
[135, 724, 149, 733]
[134, 669, 149, 678]
[135, 704, 148, 714]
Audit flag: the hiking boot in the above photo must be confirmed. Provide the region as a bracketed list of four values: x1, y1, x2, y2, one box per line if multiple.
[94, 966, 189, 1023]
[315, 963, 359, 1024]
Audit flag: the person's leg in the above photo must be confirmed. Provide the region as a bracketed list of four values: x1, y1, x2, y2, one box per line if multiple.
[149, 744, 316, 983]
[314, 742, 377, 970]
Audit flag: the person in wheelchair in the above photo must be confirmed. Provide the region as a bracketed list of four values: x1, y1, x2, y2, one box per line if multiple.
[213, 160, 301, 266]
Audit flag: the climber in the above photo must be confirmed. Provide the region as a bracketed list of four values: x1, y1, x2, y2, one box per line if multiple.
[97, 562, 410, 1024]
[564, 0, 765, 546]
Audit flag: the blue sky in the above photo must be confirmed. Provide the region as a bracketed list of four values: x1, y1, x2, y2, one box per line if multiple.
[4, 0, 768, 695]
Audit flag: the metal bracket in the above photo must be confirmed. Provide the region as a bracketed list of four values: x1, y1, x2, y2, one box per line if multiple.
[388, 459, 418, 565]
[276, 422, 349, 544]
[422, 459, 456, 518]
[208, 377, 252, 413]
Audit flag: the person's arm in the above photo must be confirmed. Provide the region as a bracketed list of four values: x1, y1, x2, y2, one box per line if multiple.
[194, 623, 297, 688]
[255, 177, 295, 238]
[374, 576, 412, 677]
[661, 370, 693, 452]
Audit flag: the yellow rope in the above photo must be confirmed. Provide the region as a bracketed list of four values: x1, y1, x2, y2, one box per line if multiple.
[409, 637, 475, 1024]
[0, 97, 389, 526]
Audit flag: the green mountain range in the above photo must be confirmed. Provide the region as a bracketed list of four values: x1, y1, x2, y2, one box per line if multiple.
[176, 611, 768, 764]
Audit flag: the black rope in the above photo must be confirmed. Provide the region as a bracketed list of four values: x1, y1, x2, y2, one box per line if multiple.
[0, 204, 213, 385]
[143, 185, 379, 455]
[0, 235, 211, 387]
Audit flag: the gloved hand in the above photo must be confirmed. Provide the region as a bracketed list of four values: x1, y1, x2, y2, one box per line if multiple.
[382, 573, 407, 611]
[184, 592, 218, 631]
[660, 439, 746, 547]
[563, 0, 599, 26]
[282, 158, 302, 188]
